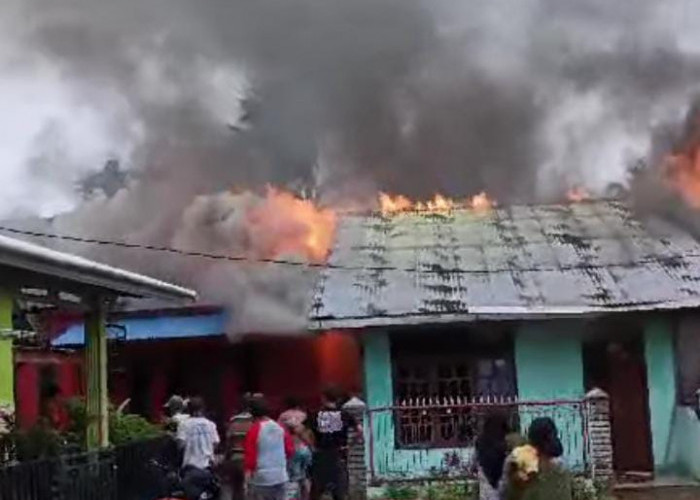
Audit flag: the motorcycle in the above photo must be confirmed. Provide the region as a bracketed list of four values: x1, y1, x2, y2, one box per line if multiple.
[150, 458, 221, 500]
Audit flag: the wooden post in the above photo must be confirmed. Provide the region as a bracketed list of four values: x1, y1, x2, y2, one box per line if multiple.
[85, 296, 109, 449]
[0, 290, 14, 411]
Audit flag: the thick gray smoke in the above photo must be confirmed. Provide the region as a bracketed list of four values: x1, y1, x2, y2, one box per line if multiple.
[4, 0, 700, 334]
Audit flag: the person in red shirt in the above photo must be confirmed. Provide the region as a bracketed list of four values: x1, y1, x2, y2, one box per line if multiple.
[244, 396, 295, 500]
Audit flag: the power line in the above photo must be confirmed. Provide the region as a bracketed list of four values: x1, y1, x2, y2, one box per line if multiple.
[0, 224, 691, 275]
[0, 225, 339, 269]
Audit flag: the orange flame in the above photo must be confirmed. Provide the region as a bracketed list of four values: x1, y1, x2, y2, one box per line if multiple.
[665, 152, 700, 209]
[378, 192, 413, 214]
[469, 191, 495, 212]
[378, 191, 496, 215]
[566, 186, 590, 203]
[246, 186, 336, 262]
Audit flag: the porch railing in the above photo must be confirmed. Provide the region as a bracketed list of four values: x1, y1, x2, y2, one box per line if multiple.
[365, 395, 596, 483]
[0, 436, 169, 500]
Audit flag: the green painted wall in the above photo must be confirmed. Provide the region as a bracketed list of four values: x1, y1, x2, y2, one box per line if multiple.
[644, 317, 677, 469]
[0, 291, 13, 409]
[363, 332, 472, 480]
[514, 322, 585, 469]
[514, 322, 584, 399]
[668, 406, 700, 479]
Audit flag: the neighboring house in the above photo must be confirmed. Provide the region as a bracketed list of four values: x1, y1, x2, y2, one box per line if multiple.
[0, 233, 195, 448]
[310, 200, 700, 483]
[50, 306, 362, 428]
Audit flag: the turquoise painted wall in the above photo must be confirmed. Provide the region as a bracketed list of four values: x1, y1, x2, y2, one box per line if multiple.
[644, 317, 677, 469]
[668, 406, 700, 479]
[363, 332, 472, 480]
[514, 322, 585, 469]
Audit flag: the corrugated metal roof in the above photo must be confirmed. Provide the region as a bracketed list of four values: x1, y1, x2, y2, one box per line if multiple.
[310, 200, 700, 329]
[0, 234, 196, 301]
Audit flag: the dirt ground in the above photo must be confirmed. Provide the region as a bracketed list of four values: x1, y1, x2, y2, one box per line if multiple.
[613, 487, 700, 500]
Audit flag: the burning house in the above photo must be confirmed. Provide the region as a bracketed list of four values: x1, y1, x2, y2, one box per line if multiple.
[44, 306, 361, 429]
[310, 198, 700, 483]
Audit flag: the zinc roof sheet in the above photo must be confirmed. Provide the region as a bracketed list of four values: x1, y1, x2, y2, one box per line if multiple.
[310, 200, 700, 329]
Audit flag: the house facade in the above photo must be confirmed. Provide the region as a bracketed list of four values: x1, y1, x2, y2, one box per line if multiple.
[49, 306, 362, 428]
[310, 200, 700, 483]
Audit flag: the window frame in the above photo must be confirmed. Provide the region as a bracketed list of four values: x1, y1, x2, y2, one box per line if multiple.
[390, 329, 517, 450]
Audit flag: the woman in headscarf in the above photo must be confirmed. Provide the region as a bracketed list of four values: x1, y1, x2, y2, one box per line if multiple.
[473, 414, 509, 500]
[504, 417, 573, 500]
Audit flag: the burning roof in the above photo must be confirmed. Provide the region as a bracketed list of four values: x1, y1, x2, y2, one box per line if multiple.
[309, 200, 700, 329]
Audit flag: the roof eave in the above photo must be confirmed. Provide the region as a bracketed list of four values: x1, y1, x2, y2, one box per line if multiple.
[310, 299, 700, 330]
[0, 235, 196, 302]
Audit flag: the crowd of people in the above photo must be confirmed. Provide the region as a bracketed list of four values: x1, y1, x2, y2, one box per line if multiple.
[162, 386, 360, 500]
[163, 388, 573, 500]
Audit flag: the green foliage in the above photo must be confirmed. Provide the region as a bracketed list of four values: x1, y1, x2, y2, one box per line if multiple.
[110, 412, 163, 445]
[62, 397, 163, 448]
[426, 481, 477, 500]
[572, 477, 614, 500]
[383, 484, 419, 500]
[11, 425, 66, 461]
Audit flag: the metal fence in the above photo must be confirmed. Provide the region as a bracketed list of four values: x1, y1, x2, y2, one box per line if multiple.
[366, 396, 590, 482]
[0, 437, 168, 500]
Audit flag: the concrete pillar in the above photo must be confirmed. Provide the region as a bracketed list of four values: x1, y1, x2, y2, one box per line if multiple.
[585, 388, 614, 482]
[343, 396, 367, 500]
[85, 297, 109, 449]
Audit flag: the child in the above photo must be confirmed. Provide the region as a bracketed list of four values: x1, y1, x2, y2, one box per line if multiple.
[279, 409, 313, 500]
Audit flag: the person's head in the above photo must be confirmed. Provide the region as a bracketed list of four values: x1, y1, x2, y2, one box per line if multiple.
[481, 413, 509, 440]
[321, 385, 342, 407]
[187, 396, 205, 417]
[241, 392, 264, 410]
[164, 395, 186, 416]
[528, 417, 563, 459]
[283, 396, 302, 411]
[249, 395, 270, 419]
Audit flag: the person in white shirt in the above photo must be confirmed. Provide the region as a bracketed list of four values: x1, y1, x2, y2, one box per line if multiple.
[177, 397, 221, 498]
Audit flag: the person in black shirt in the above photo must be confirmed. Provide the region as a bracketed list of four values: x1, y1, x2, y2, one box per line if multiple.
[309, 386, 362, 500]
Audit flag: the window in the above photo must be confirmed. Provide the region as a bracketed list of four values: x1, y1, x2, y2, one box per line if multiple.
[391, 329, 516, 449]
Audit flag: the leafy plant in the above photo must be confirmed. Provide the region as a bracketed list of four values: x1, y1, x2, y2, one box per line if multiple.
[11, 425, 66, 461]
[63, 397, 163, 447]
[383, 484, 419, 500]
[427, 481, 476, 500]
[110, 412, 163, 445]
[572, 476, 614, 500]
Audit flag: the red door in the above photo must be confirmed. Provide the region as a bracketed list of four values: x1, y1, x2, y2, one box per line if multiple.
[607, 340, 654, 473]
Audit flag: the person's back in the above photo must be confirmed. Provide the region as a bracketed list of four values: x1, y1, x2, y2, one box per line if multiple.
[309, 387, 360, 500]
[244, 397, 294, 500]
[247, 419, 291, 485]
[228, 410, 254, 458]
[179, 415, 220, 469]
[223, 395, 258, 500]
[503, 417, 572, 500]
[516, 460, 572, 500]
[177, 398, 220, 470]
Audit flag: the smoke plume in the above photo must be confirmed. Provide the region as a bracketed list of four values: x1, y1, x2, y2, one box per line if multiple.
[4, 0, 700, 334]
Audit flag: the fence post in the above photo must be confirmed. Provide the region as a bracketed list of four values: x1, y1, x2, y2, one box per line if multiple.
[585, 388, 613, 482]
[343, 397, 367, 500]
